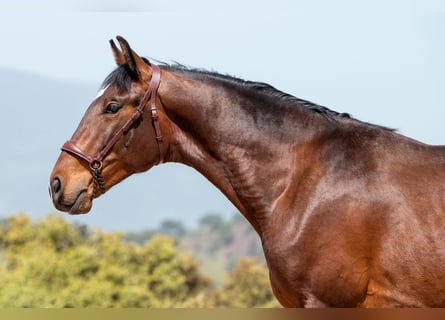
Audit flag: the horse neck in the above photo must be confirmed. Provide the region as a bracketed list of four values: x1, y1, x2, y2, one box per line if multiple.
[158, 69, 322, 234]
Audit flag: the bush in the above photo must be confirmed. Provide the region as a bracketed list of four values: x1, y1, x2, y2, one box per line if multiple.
[0, 214, 210, 307]
[0, 213, 279, 307]
[215, 257, 280, 307]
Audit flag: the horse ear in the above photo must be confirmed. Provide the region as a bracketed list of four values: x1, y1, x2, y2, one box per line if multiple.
[116, 35, 149, 78]
[109, 39, 125, 65]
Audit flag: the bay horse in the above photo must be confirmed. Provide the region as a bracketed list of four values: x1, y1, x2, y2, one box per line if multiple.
[49, 36, 445, 307]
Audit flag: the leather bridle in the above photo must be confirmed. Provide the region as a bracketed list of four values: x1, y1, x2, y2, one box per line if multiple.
[61, 64, 163, 198]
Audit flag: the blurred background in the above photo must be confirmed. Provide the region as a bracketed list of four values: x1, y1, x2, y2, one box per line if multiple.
[0, 0, 443, 307]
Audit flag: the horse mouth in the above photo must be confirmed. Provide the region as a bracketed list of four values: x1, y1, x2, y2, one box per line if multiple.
[56, 189, 92, 214]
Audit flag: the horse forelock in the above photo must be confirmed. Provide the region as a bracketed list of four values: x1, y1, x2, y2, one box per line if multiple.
[100, 57, 151, 93]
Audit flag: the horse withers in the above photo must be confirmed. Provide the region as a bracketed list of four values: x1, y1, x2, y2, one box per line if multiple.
[49, 36, 445, 307]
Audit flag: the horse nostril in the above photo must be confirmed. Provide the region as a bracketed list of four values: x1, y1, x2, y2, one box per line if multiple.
[51, 177, 62, 195]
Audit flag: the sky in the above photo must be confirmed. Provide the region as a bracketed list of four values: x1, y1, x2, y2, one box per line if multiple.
[0, 1, 444, 230]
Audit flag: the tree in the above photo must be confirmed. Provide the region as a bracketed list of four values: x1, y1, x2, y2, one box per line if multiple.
[159, 220, 186, 238]
[0, 213, 279, 308]
[215, 258, 280, 307]
[199, 213, 225, 231]
[0, 214, 210, 307]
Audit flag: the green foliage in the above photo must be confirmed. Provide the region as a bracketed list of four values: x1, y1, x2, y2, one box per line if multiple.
[0, 213, 279, 307]
[159, 220, 186, 238]
[0, 214, 209, 307]
[125, 213, 267, 287]
[215, 258, 281, 308]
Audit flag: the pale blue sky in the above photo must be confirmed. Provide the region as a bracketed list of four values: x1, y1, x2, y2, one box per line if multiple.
[1, 2, 444, 138]
[0, 1, 444, 230]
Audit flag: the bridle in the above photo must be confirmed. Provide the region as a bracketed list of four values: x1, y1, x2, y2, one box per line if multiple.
[61, 64, 163, 198]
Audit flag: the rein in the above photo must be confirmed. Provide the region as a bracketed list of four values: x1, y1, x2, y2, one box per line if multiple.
[61, 64, 163, 198]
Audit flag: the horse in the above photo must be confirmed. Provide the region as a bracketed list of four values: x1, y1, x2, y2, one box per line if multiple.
[49, 36, 445, 307]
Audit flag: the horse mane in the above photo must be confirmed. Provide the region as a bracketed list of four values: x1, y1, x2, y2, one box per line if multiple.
[102, 61, 394, 131]
[160, 63, 354, 120]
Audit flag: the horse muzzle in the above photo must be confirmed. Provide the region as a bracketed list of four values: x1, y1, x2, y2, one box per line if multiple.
[49, 174, 93, 214]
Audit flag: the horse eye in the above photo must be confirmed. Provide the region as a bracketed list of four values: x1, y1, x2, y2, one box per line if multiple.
[104, 103, 121, 114]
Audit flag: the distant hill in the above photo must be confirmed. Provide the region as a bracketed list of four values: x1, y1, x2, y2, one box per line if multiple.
[0, 68, 237, 231]
[0, 68, 95, 221]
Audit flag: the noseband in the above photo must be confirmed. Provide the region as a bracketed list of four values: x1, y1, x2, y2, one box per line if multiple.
[61, 64, 163, 198]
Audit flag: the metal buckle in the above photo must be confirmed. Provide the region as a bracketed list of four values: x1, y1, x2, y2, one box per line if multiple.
[89, 161, 103, 171]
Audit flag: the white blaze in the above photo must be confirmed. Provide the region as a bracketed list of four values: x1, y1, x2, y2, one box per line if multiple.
[95, 84, 110, 99]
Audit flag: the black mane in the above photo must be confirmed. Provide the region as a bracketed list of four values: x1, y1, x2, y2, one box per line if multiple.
[101, 61, 393, 131]
[241, 81, 353, 120]
[160, 63, 354, 121]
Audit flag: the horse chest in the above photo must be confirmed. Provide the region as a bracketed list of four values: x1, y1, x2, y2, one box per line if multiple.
[261, 220, 371, 307]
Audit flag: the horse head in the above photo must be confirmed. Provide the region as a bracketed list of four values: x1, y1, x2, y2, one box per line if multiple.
[49, 36, 165, 214]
